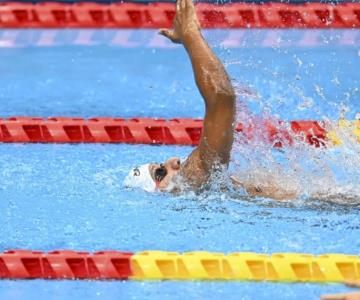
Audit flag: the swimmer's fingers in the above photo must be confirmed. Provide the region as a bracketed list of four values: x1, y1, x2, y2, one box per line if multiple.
[320, 292, 360, 300]
[180, 0, 186, 13]
[185, 0, 194, 11]
[158, 29, 181, 44]
[174, 0, 185, 17]
[158, 29, 173, 39]
[346, 281, 360, 288]
[184, 0, 201, 29]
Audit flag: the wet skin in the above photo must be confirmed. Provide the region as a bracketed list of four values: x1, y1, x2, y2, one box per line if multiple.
[150, 0, 300, 200]
[149, 157, 181, 192]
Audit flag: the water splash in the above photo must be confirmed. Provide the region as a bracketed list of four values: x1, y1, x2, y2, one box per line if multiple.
[230, 82, 360, 204]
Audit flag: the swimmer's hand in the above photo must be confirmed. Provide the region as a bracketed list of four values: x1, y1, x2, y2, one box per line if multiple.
[230, 175, 298, 201]
[320, 282, 360, 300]
[346, 282, 360, 288]
[159, 0, 200, 44]
[320, 291, 360, 300]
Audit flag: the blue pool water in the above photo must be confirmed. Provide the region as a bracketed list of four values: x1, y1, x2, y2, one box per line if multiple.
[0, 29, 359, 300]
[1, 29, 359, 119]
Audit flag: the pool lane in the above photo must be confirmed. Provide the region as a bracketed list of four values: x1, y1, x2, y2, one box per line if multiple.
[0, 29, 359, 120]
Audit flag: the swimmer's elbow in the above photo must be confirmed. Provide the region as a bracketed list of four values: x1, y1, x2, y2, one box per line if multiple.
[208, 88, 236, 110]
[224, 90, 236, 107]
[219, 87, 236, 102]
[200, 72, 235, 108]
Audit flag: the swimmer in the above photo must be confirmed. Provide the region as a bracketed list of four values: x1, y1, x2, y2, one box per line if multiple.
[124, 0, 298, 200]
[321, 281, 360, 300]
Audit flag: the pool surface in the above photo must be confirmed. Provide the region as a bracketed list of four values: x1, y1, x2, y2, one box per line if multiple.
[1, 29, 359, 119]
[0, 29, 359, 299]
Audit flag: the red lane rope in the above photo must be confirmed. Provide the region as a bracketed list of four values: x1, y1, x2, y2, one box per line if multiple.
[0, 117, 327, 147]
[1, 249, 360, 281]
[0, 2, 359, 29]
[0, 250, 133, 279]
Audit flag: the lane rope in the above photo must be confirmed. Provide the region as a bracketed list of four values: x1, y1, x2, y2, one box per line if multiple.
[0, 117, 359, 146]
[0, 2, 359, 29]
[0, 250, 359, 282]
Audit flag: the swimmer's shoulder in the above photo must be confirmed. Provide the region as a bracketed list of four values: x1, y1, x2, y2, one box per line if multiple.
[179, 149, 210, 190]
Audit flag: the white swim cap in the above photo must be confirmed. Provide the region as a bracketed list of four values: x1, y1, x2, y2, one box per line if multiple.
[123, 164, 157, 192]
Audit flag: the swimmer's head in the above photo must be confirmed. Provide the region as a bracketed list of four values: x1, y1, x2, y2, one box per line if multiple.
[123, 157, 181, 192]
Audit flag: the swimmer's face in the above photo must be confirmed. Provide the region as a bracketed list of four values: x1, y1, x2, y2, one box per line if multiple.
[149, 157, 181, 192]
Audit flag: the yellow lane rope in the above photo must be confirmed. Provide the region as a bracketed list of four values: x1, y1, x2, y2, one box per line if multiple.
[327, 120, 360, 146]
[130, 251, 360, 282]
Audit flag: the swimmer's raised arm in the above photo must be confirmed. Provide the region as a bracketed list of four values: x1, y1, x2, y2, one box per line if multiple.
[132, 0, 298, 198]
[160, 0, 236, 184]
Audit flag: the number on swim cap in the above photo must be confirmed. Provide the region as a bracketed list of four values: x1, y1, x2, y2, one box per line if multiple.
[134, 167, 140, 176]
